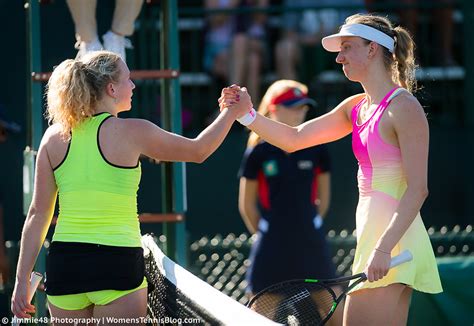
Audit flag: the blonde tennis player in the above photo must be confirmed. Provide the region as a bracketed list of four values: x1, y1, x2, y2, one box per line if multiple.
[12, 51, 250, 322]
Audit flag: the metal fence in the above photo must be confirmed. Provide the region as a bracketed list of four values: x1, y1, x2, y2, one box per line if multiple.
[188, 225, 473, 306]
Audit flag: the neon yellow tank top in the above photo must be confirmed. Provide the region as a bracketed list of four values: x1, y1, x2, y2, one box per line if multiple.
[52, 113, 142, 247]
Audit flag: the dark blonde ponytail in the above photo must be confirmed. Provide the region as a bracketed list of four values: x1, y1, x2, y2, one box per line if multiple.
[392, 26, 417, 93]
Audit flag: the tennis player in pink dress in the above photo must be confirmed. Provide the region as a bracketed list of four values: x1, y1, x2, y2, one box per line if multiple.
[220, 13, 442, 326]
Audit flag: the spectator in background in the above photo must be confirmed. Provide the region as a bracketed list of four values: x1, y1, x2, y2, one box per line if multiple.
[365, 0, 456, 66]
[275, 0, 365, 82]
[203, 0, 269, 102]
[238, 80, 343, 325]
[0, 105, 21, 288]
[66, 0, 144, 61]
[232, 0, 269, 102]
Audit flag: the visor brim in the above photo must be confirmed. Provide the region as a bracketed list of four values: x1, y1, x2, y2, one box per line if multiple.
[321, 32, 357, 52]
[280, 98, 317, 109]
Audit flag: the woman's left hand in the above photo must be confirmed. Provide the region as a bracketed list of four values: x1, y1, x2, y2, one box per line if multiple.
[364, 248, 392, 282]
[218, 85, 253, 119]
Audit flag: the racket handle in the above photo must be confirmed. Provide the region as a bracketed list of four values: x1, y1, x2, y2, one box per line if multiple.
[390, 250, 413, 268]
[27, 272, 43, 302]
[12, 272, 43, 326]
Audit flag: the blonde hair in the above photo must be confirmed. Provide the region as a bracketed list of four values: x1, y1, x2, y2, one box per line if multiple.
[247, 80, 309, 147]
[345, 13, 417, 93]
[45, 51, 122, 139]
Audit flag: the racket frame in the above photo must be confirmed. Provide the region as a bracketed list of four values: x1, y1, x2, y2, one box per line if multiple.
[247, 250, 413, 325]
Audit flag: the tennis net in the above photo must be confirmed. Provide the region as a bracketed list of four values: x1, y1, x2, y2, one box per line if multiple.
[142, 234, 279, 325]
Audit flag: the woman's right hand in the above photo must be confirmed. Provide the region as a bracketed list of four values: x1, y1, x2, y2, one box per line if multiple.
[11, 279, 36, 318]
[218, 85, 254, 120]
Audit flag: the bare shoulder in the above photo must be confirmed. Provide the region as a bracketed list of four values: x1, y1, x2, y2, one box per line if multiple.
[42, 124, 68, 146]
[113, 118, 166, 151]
[117, 117, 154, 127]
[339, 93, 365, 117]
[39, 124, 70, 168]
[389, 91, 427, 122]
[341, 93, 365, 106]
[342, 93, 365, 109]
[116, 117, 158, 135]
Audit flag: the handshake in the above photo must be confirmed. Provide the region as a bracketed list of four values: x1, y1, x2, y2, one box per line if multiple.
[218, 85, 257, 126]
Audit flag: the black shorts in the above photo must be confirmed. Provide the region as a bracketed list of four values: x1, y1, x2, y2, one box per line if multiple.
[45, 241, 145, 296]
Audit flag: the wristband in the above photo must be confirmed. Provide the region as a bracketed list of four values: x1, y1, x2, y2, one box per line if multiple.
[313, 214, 323, 229]
[237, 108, 257, 126]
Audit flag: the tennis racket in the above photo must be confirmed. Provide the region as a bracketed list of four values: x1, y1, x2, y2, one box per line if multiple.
[12, 271, 43, 326]
[247, 250, 413, 325]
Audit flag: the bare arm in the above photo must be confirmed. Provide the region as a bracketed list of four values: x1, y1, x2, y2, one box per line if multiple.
[376, 96, 429, 251]
[316, 172, 331, 218]
[238, 178, 260, 234]
[12, 132, 57, 318]
[366, 95, 430, 282]
[222, 89, 363, 152]
[130, 89, 250, 163]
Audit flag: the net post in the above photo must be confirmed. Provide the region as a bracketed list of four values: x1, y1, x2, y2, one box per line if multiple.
[25, 0, 47, 322]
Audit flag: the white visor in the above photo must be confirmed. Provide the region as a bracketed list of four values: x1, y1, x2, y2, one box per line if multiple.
[322, 23, 395, 53]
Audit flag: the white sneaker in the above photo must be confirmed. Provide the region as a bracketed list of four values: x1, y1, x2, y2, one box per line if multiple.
[102, 30, 133, 62]
[74, 37, 103, 59]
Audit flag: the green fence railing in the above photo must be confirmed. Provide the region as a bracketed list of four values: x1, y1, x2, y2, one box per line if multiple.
[188, 225, 473, 324]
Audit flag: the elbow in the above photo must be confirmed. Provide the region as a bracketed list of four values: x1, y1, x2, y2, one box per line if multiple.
[189, 143, 209, 163]
[411, 185, 429, 201]
[417, 183, 429, 200]
[282, 141, 298, 153]
[194, 150, 209, 164]
[283, 146, 297, 153]
[239, 201, 253, 223]
[24, 206, 37, 225]
[192, 155, 205, 164]
[238, 201, 247, 219]
[421, 187, 429, 200]
[283, 133, 301, 153]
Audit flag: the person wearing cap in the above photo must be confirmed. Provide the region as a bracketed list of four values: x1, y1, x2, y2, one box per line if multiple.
[222, 13, 441, 325]
[238, 80, 343, 325]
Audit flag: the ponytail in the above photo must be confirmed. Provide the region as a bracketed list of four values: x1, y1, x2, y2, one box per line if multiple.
[45, 51, 121, 139]
[392, 26, 417, 93]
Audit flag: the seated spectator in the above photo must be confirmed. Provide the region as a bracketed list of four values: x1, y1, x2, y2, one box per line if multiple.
[66, 0, 144, 61]
[275, 0, 365, 82]
[365, 0, 456, 66]
[203, 0, 269, 102]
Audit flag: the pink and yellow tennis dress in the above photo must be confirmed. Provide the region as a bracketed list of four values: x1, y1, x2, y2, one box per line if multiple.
[350, 87, 442, 293]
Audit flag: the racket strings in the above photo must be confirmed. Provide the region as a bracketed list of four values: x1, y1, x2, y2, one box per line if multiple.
[272, 289, 310, 323]
[249, 283, 336, 325]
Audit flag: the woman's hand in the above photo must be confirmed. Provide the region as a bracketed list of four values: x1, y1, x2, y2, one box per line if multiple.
[218, 85, 253, 119]
[364, 248, 392, 282]
[11, 279, 36, 318]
